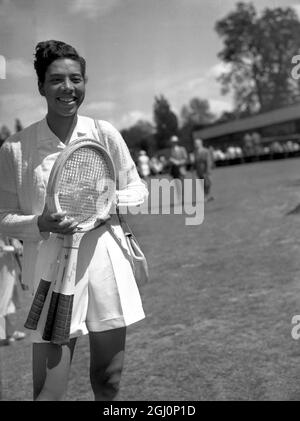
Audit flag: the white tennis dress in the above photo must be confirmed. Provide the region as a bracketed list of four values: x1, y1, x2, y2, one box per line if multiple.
[0, 116, 148, 342]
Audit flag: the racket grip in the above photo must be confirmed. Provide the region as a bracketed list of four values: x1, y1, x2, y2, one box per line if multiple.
[24, 279, 51, 330]
[42, 291, 74, 344]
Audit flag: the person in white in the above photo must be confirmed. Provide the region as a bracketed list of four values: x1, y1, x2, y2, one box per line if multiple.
[0, 235, 25, 344]
[137, 150, 150, 179]
[0, 40, 148, 401]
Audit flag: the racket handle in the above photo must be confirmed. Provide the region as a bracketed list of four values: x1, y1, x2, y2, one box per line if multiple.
[43, 234, 80, 343]
[54, 235, 80, 295]
[24, 279, 51, 330]
[42, 291, 74, 344]
[25, 242, 63, 331]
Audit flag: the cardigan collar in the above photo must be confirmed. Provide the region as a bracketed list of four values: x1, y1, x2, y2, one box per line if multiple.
[37, 115, 89, 146]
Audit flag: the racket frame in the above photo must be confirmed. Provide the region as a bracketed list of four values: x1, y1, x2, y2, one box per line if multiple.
[46, 138, 116, 232]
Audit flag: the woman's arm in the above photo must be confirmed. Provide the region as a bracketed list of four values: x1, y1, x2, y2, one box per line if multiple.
[0, 141, 45, 241]
[103, 122, 148, 207]
[0, 141, 78, 240]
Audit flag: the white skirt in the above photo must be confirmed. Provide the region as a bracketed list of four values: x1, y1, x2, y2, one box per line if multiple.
[28, 216, 145, 343]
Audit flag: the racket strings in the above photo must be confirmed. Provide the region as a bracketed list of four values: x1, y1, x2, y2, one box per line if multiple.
[57, 147, 114, 225]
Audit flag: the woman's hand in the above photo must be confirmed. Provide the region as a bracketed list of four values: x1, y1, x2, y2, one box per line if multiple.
[38, 205, 80, 235]
[10, 238, 23, 255]
[95, 214, 111, 225]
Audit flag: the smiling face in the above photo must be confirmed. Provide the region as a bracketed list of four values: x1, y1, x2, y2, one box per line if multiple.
[39, 58, 86, 123]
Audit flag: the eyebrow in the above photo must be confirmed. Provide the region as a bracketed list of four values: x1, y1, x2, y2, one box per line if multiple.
[48, 72, 83, 77]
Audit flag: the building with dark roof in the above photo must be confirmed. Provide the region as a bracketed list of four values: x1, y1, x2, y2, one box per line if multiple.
[193, 103, 300, 150]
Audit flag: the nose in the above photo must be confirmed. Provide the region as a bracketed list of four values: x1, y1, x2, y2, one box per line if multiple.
[62, 77, 74, 91]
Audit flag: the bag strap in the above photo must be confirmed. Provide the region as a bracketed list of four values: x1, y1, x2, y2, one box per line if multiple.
[94, 118, 133, 234]
[94, 119, 129, 227]
[94, 119, 109, 150]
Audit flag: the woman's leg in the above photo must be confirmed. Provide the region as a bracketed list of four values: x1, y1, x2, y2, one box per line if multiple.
[89, 327, 126, 401]
[4, 313, 15, 338]
[32, 338, 77, 401]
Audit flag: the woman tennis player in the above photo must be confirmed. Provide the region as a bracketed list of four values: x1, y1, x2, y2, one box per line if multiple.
[0, 40, 148, 401]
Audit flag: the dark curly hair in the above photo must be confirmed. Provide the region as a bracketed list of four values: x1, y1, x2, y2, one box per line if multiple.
[34, 40, 86, 85]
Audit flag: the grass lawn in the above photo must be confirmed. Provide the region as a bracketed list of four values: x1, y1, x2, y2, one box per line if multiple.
[1, 157, 300, 401]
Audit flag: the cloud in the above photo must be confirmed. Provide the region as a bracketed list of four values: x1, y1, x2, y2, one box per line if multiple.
[80, 102, 150, 130]
[209, 62, 231, 79]
[0, 54, 5, 79]
[118, 110, 151, 129]
[0, 0, 10, 6]
[81, 99, 122, 127]
[6, 58, 34, 79]
[184, 76, 206, 92]
[0, 93, 46, 129]
[292, 4, 300, 20]
[209, 98, 233, 116]
[82, 100, 116, 113]
[0, 0, 11, 15]
[80, 100, 117, 124]
[70, 0, 121, 19]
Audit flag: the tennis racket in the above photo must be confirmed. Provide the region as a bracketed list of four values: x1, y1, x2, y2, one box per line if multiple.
[25, 138, 116, 344]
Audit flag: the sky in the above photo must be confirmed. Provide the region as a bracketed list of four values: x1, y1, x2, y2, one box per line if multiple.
[0, 0, 300, 131]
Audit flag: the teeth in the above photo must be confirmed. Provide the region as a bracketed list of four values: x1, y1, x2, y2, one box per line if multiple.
[59, 98, 75, 103]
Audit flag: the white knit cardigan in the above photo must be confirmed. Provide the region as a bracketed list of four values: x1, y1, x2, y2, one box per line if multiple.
[0, 116, 148, 291]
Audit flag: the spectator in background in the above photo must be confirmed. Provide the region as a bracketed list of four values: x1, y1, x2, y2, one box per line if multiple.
[286, 141, 300, 152]
[208, 146, 216, 169]
[0, 235, 26, 345]
[252, 132, 262, 156]
[159, 155, 167, 173]
[243, 132, 254, 157]
[149, 155, 164, 175]
[234, 146, 243, 158]
[137, 150, 150, 180]
[226, 146, 237, 160]
[270, 140, 283, 154]
[193, 138, 214, 202]
[169, 135, 188, 179]
[168, 135, 188, 204]
[213, 148, 226, 162]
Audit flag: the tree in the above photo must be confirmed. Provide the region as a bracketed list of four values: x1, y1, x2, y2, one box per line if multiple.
[121, 119, 155, 154]
[215, 2, 300, 114]
[15, 118, 23, 132]
[180, 97, 216, 150]
[215, 110, 239, 124]
[181, 97, 215, 127]
[0, 125, 11, 138]
[153, 95, 178, 150]
[0, 125, 11, 147]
